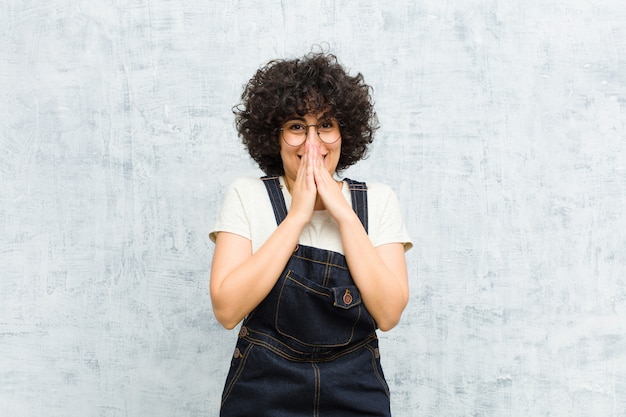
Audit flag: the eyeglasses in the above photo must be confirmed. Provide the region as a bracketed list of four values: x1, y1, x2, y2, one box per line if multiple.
[279, 119, 341, 147]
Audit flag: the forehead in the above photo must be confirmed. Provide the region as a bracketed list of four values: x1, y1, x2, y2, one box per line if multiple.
[284, 111, 334, 122]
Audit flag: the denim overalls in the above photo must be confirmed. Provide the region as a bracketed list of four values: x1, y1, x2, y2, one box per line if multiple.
[220, 176, 391, 417]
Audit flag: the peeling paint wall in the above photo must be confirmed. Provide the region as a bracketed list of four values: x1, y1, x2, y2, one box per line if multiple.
[1, 1, 625, 416]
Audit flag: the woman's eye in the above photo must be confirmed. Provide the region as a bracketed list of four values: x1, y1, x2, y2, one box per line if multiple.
[289, 124, 305, 131]
[319, 121, 333, 130]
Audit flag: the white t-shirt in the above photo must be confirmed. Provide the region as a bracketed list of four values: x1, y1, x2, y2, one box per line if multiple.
[210, 176, 413, 254]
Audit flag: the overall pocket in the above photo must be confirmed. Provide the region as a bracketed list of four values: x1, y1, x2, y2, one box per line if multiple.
[275, 270, 364, 346]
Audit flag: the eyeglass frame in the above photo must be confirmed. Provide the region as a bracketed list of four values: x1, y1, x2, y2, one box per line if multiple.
[278, 118, 342, 147]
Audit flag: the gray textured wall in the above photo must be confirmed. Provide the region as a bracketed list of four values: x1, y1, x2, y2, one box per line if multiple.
[1, 1, 625, 416]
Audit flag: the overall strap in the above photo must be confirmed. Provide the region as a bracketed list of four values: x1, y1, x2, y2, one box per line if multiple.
[345, 178, 368, 233]
[261, 176, 369, 234]
[261, 176, 288, 226]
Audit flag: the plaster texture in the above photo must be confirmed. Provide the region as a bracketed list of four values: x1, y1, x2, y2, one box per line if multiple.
[1, 1, 625, 416]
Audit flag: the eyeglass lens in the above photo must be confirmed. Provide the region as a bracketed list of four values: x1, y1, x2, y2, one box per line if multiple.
[281, 121, 340, 146]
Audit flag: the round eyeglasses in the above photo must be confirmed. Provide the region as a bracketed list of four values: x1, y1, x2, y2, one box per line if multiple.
[279, 119, 341, 147]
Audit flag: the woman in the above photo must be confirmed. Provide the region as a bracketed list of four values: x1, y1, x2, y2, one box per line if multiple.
[210, 52, 412, 416]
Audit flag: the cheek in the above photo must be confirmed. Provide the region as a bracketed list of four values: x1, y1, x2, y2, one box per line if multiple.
[280, 152, 300, 171]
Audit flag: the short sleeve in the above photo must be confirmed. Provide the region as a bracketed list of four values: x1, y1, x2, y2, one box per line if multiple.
[209, 178, 252, 243]
[368, 183, 413, 252]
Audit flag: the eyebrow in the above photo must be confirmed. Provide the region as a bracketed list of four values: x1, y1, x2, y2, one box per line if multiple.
[284, 117, 307, 123]
[284, 115, 333, 124]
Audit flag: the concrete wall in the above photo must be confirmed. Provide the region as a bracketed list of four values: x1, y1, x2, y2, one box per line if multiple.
[1, 1, 625, 416]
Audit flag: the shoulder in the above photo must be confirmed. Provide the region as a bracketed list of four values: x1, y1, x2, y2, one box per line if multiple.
[218, 176, 273, 212]
[345, 179, 403, 213]
[364, 181, 395, 196]
[356, 180, 413, 251]
[224, 176, 273, 198]
[211, 176, 274, 244]
[366, 182, 403, 216]
[227, 176, 267, 191]
[358, 181, 399, 205]
[343, 179, 398, 202]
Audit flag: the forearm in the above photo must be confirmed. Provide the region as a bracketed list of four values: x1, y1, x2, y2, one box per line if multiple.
[338, 214, 409, 331]
[211, 214, 306, 329]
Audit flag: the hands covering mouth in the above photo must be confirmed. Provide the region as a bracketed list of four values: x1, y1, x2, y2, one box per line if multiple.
[285, 139, 347, 221]
[298, 141, 328, 161]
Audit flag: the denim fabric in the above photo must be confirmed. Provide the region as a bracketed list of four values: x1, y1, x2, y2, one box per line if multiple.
[220, 177, 391, 417]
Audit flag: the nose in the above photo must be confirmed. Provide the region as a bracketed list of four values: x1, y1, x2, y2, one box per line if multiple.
[304, 124, 322, 145]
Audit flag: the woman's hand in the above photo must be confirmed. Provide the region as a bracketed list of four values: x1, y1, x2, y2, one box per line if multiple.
[309, 142, 409, 331]
[211, 155, 317, 328]
[310, 142, 352, 222]
[287, 141, 318, 224]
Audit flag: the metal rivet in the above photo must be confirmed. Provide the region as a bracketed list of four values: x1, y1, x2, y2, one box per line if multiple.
[343, 289, 353, 305]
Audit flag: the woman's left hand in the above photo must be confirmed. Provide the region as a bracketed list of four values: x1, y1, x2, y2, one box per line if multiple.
[310, 142, 408, 331]
[310, 142, 353, 223]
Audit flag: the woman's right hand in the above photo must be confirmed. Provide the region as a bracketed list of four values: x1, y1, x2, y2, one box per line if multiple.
[211, 152, 316, 328]
[212, 144, 322, 329]
[287, 141, 317, 224]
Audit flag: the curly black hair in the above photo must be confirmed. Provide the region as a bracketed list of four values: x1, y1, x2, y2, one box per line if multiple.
[233, 52, 379, 176]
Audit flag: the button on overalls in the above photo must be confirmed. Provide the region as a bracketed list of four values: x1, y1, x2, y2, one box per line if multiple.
[220, 177, 391, 417]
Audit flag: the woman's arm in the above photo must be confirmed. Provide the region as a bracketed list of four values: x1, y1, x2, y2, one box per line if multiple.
[210, 147, 318, 329]
[338, 219, 409, 331]
[210, 215, 305, 329]
[312, 145, 409, 331]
